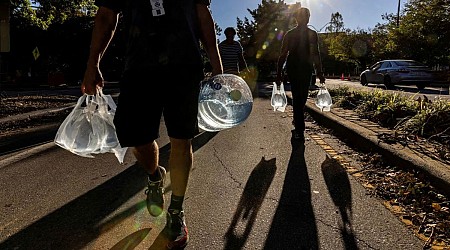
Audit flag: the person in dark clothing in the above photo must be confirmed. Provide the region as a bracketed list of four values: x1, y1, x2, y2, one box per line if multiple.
[276, 7, 325, 141]
[218, 27, 248, 75]
[81, 0, 223, 248]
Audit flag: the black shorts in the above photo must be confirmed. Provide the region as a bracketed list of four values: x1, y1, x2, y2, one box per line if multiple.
[113, 66, 204, 147]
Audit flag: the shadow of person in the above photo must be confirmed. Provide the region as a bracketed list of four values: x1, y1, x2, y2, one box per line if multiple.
[264, 140, 319, 249]
[223, 156, 277, 250]
[110, 228, 152, 250]
[0, 131, 219, 250]
[148, 222, 171, 250]
[321, 155, 357, 250]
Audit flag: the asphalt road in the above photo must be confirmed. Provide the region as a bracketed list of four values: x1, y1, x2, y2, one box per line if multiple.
[0, 95, 424, 249]
[325, 78, 450, 100]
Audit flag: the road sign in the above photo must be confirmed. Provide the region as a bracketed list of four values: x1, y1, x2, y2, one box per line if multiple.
[32, 47, 40, 60]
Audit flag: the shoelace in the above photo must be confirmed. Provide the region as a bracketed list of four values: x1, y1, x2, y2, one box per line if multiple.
[145, 179, 162, 195]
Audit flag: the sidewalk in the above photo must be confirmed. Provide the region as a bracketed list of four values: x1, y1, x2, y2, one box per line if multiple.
[264, 81, 450, 197]
[301, 95, 450, 197]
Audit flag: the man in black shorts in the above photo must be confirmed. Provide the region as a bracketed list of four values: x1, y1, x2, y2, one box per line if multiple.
[81, 0, 222, 248]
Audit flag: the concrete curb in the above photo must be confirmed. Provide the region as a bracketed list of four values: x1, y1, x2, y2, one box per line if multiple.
[303, 99, 450, 196]
[0, 104, 75, 154]
[0, 103, 75, 124]
[0, 123, 61, 154]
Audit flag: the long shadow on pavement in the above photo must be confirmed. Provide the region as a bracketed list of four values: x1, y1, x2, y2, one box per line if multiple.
[263, 138, 319, 249]
[321, 155, 357, 250]
[0, 131, 218, 250]
[223, 156, 277, 250]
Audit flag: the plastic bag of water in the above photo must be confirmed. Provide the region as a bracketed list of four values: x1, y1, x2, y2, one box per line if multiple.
[315, 84, 332, 111]
[271, 82, 287, 112]
[54, 88, 128, 163]
[198, 74, 253, 132]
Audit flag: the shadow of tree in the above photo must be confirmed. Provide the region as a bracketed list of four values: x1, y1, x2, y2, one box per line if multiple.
[223, 156, 277, 250]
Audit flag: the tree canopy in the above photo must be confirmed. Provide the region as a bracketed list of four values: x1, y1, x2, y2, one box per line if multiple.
[5, 0, 450, 85]
[12, 0, 96, 29]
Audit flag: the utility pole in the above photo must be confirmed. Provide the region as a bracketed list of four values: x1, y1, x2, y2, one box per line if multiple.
[397, 0, 401, 27]
[0, 0, 10, 93]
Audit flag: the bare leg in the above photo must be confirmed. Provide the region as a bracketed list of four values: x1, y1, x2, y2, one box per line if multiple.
[169, 138, 193, 196]
[132, 141, 159, 175]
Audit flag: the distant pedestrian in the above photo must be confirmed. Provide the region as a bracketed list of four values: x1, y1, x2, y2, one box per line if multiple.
[276, 7, 325, 141]
[81, 1, 223, 248]
[218, 27, 248, 75]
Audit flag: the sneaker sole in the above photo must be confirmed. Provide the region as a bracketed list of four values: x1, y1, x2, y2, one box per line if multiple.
[167, 238, 188, 249]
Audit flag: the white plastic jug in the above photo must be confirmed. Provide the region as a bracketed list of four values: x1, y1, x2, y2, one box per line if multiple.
[198, 74, 253, 132]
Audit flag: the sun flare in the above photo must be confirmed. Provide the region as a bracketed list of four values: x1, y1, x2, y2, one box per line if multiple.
[284, 0, 333, 9]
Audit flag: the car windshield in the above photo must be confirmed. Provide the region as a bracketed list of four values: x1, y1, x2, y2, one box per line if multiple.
[394, 61, 426, 67]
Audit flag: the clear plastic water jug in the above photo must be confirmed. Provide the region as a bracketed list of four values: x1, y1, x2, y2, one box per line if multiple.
[198, 74, 253, 132]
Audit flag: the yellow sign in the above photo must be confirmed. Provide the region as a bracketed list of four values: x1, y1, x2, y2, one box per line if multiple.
[32, 46, 40, 60]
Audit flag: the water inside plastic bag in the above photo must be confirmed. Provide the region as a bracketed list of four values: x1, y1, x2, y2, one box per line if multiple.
[198, 74, 253, 131]
[272, 94, 284, 107]
[271, 82, 287, 112]
[54, 92, 127, 163]
[315, 87, 333, 111]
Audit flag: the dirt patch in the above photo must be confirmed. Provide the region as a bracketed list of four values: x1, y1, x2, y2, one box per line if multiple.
[0, 95, 78, 137]
[0, 95, 78, 119]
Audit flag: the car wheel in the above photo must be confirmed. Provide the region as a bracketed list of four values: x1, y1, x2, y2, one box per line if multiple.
[384, 75, 394, 89]
[416, 83, 426, 90]
[360, 75, 368, 86]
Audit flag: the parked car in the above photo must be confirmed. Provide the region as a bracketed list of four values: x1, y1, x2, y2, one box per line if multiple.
[360, 59, 435, 90]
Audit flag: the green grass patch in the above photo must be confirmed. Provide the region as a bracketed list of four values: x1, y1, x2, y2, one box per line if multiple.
[327, 87, 450, 153]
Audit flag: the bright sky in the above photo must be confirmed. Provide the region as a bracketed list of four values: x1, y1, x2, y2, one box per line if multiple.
[211, 0, 407, 41]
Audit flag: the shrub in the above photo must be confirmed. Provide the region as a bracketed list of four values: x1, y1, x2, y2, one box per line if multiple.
[328, 87, 450, 148]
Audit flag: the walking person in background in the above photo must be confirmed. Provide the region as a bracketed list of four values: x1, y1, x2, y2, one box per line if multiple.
[218, 27, 248, 75]
[276, 6, 325, 141]
[81, 0, 222, 248]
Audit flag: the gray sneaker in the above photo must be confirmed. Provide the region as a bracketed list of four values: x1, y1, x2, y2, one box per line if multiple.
[145, 166, 166, 217]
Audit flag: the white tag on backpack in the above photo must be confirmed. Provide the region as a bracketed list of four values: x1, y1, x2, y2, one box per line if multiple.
[150, 0, 165, 16]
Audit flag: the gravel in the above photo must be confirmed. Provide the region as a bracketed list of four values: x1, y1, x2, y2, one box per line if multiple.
[0, 95, 78, 137]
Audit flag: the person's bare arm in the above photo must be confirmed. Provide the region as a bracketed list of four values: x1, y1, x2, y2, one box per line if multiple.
[310, 30, 325, 83]
[276, 33, 289, 85]
[197, 4, 223, 76]
[81, 7, 119, 95]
